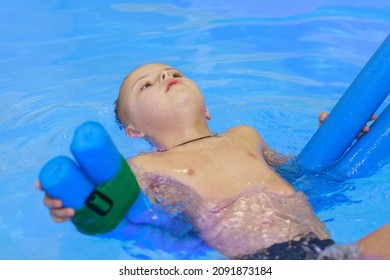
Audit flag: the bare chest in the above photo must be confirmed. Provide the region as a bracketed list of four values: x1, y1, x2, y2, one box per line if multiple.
[131, 142, 294, 199]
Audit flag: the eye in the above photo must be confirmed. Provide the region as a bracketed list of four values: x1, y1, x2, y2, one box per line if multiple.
[140, 81, 152, 91]
[172, 71, 183, 78]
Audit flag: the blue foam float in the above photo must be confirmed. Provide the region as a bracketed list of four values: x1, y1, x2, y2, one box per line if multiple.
[39, 156, 95, 210]
[39, 121, 206, 254]
[70, 121, 122, 185]
[39, 122, 146, 234]
[330, 103, 390, 178]
[298, 34, 390, 177]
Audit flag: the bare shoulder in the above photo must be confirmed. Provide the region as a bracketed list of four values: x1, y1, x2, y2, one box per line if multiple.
[127, 152, 158, 170]
[224, 125, 259, 137]
[223, 125, 267, 150]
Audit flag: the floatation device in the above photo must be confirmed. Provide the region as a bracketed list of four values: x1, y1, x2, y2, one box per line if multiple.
[40, 121, 144, 235]
[330, 103, 390, 178]
[298, 34, 390, 176]
[39, 122, 215, 257]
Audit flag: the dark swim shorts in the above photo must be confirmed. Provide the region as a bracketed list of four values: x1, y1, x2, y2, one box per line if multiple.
[235, 234, 335, 260]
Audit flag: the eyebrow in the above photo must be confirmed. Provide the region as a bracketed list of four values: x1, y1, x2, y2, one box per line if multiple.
[132, 67, 175, 89]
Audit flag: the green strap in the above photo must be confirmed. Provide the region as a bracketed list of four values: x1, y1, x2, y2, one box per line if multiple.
[72, 156, 140, 235]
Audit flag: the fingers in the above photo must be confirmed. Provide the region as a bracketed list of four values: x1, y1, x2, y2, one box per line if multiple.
[34, 180, 42, 190]
[318, 111, 377, 138]
[356, 114, 376, 139]
[318, 112, 376, 124]
[318, 111, 328, 121]
[45, 195, 75, 223]
[50, 208, 75, 223]
[36, 181, 62, 209]
[318, 112, 328, 127]
[37, 182, 75, 223]
[43, 193, 63, 209]
[43, 194, 75, 222]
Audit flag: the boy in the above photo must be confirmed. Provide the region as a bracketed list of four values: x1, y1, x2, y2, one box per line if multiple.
[37, 63, 390, 259]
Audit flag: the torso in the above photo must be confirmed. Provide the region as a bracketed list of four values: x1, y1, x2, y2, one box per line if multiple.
[128, 126, 329, 257]
[130, 126, 295, 199]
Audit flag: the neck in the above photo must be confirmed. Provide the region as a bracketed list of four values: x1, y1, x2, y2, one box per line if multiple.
[156, 132, 217, 152]
[148, 120, 212, 152]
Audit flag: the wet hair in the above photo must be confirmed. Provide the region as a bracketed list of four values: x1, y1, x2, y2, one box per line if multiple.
[113, 77, 127, 130]
[113, 97, 125, 130]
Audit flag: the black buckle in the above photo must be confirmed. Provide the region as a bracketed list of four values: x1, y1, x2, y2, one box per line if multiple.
[85, 190, 113, 216]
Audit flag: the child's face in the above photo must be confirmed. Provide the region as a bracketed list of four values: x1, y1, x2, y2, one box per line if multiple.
[119, 63, 209, 137]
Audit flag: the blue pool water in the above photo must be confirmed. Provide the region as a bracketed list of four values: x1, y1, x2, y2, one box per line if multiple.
[1, 0, 390, 259]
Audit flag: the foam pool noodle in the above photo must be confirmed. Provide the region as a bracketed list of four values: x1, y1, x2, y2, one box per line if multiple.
[298, 34, 390, 172]
[330, 103, 390, 178]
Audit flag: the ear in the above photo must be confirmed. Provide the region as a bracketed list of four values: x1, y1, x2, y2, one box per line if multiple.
[125, 125, 145, 138]
[205, 108, 211, 120]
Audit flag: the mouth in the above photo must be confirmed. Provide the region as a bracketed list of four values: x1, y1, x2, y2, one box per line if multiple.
[166, 79, 179, 92]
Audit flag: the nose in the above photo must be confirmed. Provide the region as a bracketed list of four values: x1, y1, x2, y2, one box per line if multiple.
[160, 70, 171, 82]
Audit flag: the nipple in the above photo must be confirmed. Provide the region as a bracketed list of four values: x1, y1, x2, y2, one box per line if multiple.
[172, 168, 195, 176]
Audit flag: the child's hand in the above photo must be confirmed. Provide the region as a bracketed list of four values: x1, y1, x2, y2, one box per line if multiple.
[317, 112, 329, 127]
[318, 112, 377, 138]
[35, 180, 75, 223]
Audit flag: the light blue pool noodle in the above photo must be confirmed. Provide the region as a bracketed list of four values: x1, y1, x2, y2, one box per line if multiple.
[70, 121, 122, 185]
[39, 156, 95, 210]
[298, 34, 390, 171]
[330, 103, 390, 178]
